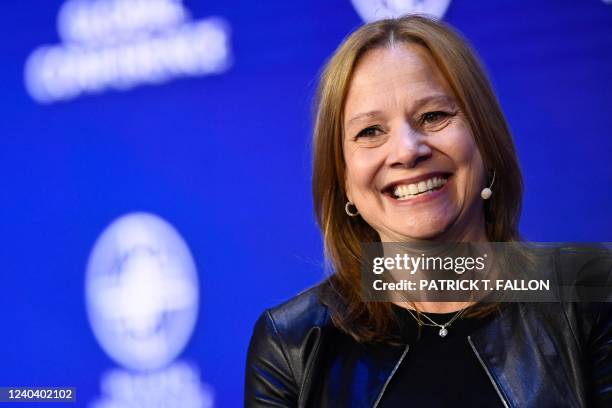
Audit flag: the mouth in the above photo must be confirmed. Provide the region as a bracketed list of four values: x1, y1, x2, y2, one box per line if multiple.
[383, 173, 452, 201]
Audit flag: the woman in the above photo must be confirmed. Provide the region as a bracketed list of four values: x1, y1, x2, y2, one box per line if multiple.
[245, 15, 611, 407]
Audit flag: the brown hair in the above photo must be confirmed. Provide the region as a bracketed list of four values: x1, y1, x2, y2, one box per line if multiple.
[312, 15, 524, 343]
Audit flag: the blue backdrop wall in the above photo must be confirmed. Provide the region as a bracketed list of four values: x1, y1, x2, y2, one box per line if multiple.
[1, 1, 611, 407]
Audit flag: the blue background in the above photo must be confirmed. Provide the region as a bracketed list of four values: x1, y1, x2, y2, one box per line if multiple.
[1, 1, 611, 406]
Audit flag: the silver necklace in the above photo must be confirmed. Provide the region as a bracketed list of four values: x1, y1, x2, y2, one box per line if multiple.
[404, 306, 469, 338]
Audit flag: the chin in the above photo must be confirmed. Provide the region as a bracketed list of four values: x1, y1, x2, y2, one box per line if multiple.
[400, 228, 447, 241]
[382, 219, 453, 242]
[416, 212, 454, 232]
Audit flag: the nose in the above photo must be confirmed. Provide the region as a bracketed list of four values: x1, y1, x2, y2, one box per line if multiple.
[386, 123, 432, 168]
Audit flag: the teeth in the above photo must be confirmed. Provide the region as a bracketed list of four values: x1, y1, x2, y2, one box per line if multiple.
[393, 176, 447, 200]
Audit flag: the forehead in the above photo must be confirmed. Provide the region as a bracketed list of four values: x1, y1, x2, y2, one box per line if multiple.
[344, 43, 453, 120]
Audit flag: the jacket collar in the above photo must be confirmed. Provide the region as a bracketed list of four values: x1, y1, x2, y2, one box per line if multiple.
[301, 323, 409, 408]
[469, 303, 585, 408]
[309, 303, 585, 408]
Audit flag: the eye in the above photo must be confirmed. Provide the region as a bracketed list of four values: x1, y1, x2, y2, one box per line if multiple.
[420, 111, 451, 125]
[355, 125, 384, 139]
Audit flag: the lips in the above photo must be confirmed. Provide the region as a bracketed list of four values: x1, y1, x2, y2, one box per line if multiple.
[394, 176, 448, 200]
[382, 172, 453, 200]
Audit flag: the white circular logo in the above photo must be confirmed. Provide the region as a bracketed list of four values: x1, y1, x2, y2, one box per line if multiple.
[86, 212, 199, 371]
[350, 0, 452, 22]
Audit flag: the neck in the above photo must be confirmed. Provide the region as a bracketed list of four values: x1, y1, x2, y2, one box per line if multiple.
[387, 219, 487, 313]
[394, 300, 475, 314]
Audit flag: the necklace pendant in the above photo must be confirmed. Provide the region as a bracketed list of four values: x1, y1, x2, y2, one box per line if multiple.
[439, 327, 448, 337]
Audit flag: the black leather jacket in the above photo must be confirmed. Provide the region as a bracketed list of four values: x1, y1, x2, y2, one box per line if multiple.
[245, 278, 612, 407]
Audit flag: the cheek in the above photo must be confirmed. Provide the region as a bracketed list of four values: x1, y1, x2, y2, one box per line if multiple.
[444, 126, 486, 197]
[454, 130, 484, 177]
[435, 120, 483, 170]
[343, 146, 383, 193]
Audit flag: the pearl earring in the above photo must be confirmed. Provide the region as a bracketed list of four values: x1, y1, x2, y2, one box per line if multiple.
[481, 170, 496, 200]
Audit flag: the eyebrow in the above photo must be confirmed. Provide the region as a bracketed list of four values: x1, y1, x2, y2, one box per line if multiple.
[346, 110, 384, 127]
[345, 94, 456, 128]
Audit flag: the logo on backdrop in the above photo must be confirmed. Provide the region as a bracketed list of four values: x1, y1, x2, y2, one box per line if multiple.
[24, 0, 232, 103]
[86, 212, 213, 407]
[350, 0, 452, 22]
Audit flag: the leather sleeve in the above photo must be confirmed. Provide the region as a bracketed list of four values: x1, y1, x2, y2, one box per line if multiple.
[582, 246, 612, 407]
[590, 302, 612, 407]
[245, 310, 299, 407]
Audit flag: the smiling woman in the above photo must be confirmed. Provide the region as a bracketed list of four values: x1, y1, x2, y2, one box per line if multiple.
[343, 43, 486, 243]
[245, 15, 612, 408]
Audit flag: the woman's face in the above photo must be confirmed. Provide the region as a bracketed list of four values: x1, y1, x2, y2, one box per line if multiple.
[342, 43, 486, 242]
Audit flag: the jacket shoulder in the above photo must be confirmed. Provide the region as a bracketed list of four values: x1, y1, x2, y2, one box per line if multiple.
[245, 281, 333, 407]
[266, 281, 331, 345]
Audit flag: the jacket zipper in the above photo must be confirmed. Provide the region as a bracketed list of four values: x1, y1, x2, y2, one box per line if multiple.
[372, 344, 410, 408]
[467, 336, 510, 408]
